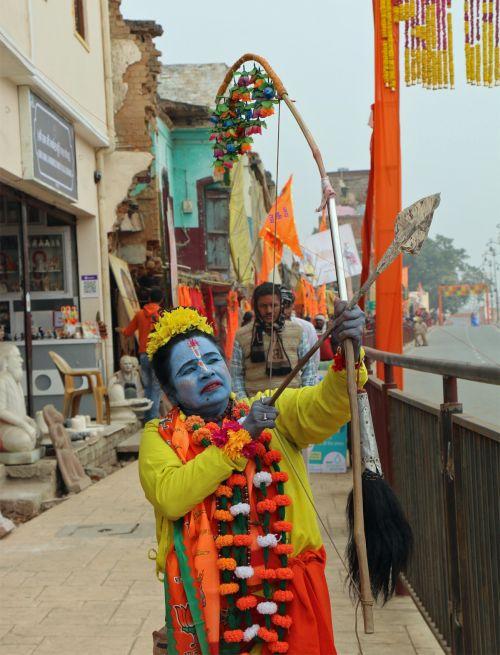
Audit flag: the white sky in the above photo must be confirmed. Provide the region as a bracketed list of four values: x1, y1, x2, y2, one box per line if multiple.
[122, 0, 500, 268]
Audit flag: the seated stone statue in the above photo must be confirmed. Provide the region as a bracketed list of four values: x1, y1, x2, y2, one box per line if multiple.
[0, 343, 39, 453]
[108, 355, 144, 400]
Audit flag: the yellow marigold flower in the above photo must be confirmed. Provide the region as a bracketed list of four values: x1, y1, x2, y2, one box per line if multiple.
[146, 308, 214, 360]
[223, 429, 252, 461]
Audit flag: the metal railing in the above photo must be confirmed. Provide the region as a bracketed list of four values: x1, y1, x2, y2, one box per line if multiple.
[363, 347, 500, 655]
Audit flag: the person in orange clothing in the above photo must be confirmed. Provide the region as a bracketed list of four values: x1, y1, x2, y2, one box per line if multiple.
[139, 303, 367, 655]
[122, 287, 163, 421]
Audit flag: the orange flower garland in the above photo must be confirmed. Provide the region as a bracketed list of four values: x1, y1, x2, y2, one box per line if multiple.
[179, 398, 294, 653]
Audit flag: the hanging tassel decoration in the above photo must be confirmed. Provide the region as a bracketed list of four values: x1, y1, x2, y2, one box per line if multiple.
[465, 0, 499, 85]
[346, 390, 413, 603]
[383, 1, 454, 90]
[402, 0, 455, 89]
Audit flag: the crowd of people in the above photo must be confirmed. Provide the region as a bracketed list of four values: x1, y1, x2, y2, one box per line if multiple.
[123, 282, 341, 421]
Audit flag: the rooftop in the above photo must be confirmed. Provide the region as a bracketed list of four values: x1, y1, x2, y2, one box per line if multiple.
[157, 63, 228, 109]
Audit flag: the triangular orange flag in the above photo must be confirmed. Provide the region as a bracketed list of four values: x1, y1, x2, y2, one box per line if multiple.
[259, 176, 302, 258]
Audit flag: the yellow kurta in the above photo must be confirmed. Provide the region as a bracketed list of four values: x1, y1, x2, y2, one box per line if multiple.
[139, 361, 367, 574]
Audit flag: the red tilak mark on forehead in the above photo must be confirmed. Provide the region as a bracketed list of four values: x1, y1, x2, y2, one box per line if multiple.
[187, 338, 200, 348]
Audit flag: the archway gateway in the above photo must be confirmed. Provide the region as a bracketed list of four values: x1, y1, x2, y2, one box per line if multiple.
[438, 283, 490, 325]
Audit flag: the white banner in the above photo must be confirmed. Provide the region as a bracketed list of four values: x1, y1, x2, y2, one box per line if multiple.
[301, 224, 362, 285]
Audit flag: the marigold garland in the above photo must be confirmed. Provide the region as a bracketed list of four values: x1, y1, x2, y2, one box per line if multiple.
[146, 307, 213, 360]
[379, 0, 456, 90]
[215, 535, 234, 549]
[464, 0, 500, 85]
[177, 397, 294, 653]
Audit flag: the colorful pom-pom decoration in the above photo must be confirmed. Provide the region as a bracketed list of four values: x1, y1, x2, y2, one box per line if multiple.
[210, 65, 279, 182]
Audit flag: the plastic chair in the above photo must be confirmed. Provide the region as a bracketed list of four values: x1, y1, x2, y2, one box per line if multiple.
[49, 351, 110, 424]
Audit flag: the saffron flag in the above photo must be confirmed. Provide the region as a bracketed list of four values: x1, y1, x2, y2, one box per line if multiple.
[319, 208, 328, 232]
[258, 176, 302, 283]
[373, 0, 403, 388]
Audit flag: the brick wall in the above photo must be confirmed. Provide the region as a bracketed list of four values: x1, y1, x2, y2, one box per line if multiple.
[108, 0, 164, 258]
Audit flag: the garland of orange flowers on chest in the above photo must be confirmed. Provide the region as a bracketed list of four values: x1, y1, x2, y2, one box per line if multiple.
[181, 401, 293, 654]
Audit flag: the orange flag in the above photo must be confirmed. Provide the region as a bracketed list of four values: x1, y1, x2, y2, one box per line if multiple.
[319, 208, 328, 232]
[257, 232, 283, 284]
[258, 176, 302, 283]
[317, 284, 327, 315]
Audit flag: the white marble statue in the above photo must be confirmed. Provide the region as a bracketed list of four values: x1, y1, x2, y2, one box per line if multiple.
[0, 343, 39, 452]
[108, 382, 152, 422]
[108, 355, 144, 399]
[108, 356, 151, 422]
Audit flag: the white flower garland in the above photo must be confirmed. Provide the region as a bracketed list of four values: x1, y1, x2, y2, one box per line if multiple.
[243, 624, 260, 642]
[234, 565, 254, 579]
[229, 502, 251, 517]
[257, 533, 278, 548]
[257, 600, 278, 615]
[253, 471, 272, 488]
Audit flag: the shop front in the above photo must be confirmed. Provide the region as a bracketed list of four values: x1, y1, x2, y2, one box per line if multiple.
[0, 184, 103, 416]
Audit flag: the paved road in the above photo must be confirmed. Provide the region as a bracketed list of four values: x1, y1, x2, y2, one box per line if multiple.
[404, 317, 500, 426]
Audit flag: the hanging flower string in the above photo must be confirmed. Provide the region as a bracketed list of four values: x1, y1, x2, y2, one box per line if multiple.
[182, 402, 293, 653]
[210, 66, 279, 181]
[380, 0, 455, 90]
[465, 0, 500, 85]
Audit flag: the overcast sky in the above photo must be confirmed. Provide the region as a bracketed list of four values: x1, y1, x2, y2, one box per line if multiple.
[122, 0, 500, 268]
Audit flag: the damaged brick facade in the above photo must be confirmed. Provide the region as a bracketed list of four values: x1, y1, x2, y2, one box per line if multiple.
[108, 0, 163, 261]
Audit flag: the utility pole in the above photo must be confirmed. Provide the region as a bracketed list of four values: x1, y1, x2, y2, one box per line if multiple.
[487, 239, 499, 323]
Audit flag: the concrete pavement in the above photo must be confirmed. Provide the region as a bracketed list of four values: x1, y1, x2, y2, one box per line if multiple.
[0, 461, 444, 655]
[405, 317, 500, 425]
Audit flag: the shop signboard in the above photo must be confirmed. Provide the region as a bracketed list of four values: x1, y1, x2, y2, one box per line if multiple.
[19, 88, 78, 201]
[308, 424, 348, 473]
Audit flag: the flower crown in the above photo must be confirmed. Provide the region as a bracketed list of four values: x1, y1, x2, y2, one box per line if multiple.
[146, 307, 214, 360]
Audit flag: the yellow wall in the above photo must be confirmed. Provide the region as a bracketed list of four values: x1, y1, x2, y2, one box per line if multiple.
[1, 0, 107, 134]
[0, 0, 31, 56]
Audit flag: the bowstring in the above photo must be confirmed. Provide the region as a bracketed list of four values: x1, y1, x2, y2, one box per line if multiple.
[272, 426, 365, 655]
[265, 97, 365, 653]
[268, 99, 281, 384]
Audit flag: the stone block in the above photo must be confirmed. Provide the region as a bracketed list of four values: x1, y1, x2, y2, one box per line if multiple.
[0, 447, 46, 465]
[0, 476, 58, 519]
[6, 459, 57, 480]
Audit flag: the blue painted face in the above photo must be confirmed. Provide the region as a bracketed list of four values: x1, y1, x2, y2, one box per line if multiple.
[167, 336, 231, 418]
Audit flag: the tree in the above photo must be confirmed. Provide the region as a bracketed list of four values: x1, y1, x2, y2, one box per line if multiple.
[403, 234, 488, 314]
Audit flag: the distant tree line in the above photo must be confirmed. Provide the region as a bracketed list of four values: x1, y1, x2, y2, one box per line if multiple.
[404, 234, 488, 313]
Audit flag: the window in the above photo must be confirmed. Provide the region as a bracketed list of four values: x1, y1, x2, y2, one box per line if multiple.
[74, 0, 86, 42]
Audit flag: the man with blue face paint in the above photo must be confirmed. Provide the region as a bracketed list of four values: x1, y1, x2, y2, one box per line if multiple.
[139, 305, 366, 655]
